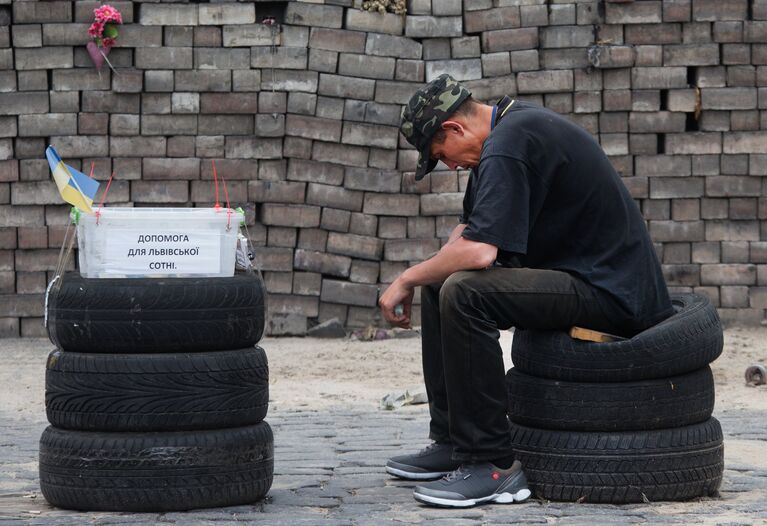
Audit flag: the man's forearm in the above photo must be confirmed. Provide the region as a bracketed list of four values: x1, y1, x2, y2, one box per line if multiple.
[399, 237, 497, 288]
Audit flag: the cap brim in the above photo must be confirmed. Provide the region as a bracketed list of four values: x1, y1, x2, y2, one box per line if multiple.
[414, 148, 438, 181]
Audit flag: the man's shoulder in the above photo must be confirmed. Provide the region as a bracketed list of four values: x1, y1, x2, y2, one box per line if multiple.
[505, 101, 572, 131]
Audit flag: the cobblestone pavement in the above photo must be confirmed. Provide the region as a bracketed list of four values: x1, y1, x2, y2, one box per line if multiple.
[1, 343, 767, 525]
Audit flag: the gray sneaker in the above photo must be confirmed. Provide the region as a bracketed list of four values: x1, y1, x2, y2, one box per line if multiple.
[413, 460, 531, 508]
[386, 442, 461, 480]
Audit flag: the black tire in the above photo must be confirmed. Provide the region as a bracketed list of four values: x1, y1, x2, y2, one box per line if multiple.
[510, 418, 723, 504]
[39, 423, 274, 512]
[47, 272, 266, 353]
[506, 366, 715, 431]
[46, 347, 269, 432]
[511, 294, 723, 382]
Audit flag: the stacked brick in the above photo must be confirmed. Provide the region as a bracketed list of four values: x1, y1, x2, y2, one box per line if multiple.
[0, 0, 766, 337]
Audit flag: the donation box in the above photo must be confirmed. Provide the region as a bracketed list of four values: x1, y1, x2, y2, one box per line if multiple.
[76, 207, 244, 278]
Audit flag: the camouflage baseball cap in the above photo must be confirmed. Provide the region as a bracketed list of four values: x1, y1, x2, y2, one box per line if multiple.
[400, 74, 472, 180]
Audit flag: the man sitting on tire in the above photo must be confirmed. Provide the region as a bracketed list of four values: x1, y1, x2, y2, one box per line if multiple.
[378, 74, 673, 508]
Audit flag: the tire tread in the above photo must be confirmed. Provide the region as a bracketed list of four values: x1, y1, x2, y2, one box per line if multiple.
[47, 273, 266, 353]
[506, 366, 715, 431]
[39, 423, 274, 512]
[46, 348, 269, 431]
[510, 418, 724, 503]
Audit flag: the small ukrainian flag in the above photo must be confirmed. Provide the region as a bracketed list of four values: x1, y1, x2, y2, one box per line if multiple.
[46, 146, 100, 214]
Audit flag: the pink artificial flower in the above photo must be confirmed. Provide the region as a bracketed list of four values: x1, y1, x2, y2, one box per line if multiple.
[88, 20, 105, 38]
[94, 5, 122, 24]
[100, 37, 116, 47]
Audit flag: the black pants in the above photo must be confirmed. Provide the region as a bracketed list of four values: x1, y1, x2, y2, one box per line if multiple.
[420, 267, 629, 462]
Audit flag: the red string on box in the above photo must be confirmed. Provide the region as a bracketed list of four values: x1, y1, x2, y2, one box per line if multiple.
[95, 171, 115, 226]
[222, 174, 232, 230]
[212, 159, 221, 209]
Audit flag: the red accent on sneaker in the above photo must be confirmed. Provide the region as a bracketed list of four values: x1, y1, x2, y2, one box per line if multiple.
[492, 472, 500, 480]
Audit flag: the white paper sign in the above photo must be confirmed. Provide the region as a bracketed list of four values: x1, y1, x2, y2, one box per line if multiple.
[103, 228, 222, 275]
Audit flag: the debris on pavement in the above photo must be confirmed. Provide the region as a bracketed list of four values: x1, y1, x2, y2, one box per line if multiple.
[380, 385, 428, 410]
[351, 326, 420, 341]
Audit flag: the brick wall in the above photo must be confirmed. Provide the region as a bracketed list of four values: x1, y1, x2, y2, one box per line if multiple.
[1, 0, 766, 337]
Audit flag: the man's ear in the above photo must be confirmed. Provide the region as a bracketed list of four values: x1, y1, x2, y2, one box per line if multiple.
[441, 120, 464, 136]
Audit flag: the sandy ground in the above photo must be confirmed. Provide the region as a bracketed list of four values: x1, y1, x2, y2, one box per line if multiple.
[713, 327, 767, 413]
[266, 331, 514, 412]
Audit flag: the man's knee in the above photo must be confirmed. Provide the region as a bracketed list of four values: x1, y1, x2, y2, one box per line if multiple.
[438, 271, 479, 311]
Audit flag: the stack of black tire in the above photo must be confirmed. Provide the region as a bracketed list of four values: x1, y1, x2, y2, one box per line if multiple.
[39, 272, 272, 512]
[507, 293, 725, 503]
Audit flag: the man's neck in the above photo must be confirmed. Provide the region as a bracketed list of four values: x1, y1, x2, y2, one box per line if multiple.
[476, 104, 495, 144]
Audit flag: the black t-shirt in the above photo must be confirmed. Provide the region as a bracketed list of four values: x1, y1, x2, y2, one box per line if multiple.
[460, 100, 673, 334]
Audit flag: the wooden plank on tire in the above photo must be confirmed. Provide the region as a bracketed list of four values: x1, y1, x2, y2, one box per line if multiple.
[569, 326, 626, 343]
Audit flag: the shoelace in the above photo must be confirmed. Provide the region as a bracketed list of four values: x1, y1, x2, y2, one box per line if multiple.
[418, 442, 443, 455]
[443, 466, 469, 482]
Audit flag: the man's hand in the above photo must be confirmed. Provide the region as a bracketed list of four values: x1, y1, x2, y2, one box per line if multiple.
[379, 278, 415, 329]
[377, 227, 498, 329]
